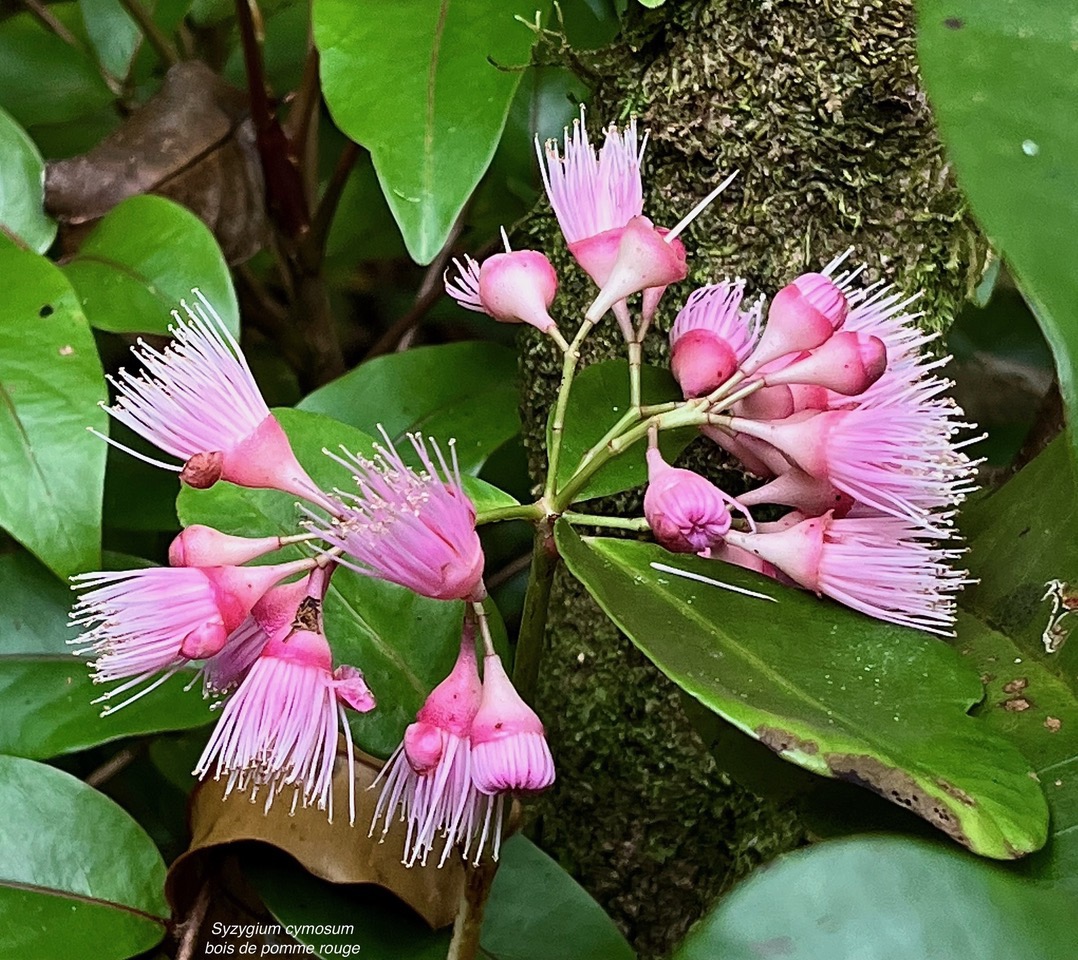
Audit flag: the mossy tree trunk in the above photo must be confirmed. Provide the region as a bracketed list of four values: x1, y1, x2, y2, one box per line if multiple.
[516, 1, 982, 955]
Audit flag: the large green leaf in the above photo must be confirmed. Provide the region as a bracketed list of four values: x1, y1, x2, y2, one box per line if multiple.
[673, 835, 1076, 960]
[480, 835, 635, 960]
[61, 194, 239, 336]
[0, 5, 115, 129]
[312, 0, 543, 264]
[956, 435, 1078, 890]
[555, 522, 1048, 859]
[247, 835, 633, 960]
[918, 3, 1078, 461]
[177, 407, 514, 757]
[0, 240, 106, 578]
[0, 755, 169, 959]
[0, 548, 213, 758]
[554, 360, 697, 503]
[0, 107, 56, 253]
[299, 342, 521, 473]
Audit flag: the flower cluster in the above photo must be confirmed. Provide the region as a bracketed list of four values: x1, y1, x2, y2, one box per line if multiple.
[70, 293, 553, 861]
[445, 109, 975, 636]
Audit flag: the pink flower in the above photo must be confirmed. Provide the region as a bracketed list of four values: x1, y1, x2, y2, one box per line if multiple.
[644, 447, 735, 554]
[536, 108, 645, 251]
[723, 511, 967, 634]
[444, 248, 561, 338]
[727, 398, 978, 531]
[372, 624, 484, 867]
[98, 290, 330, 507]
[194, 570, 374, 824]
[760, 332, 887, 396]
[70, 559, 309, 713]
[200, 575, 314, 695]
[313, 431, 485, 602]
[669, 281, 763, 398]
[470, 653, 555, 796]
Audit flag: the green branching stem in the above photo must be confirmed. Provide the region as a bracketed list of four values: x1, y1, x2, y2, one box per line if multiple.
[543, 318, 596, 501]
[475, 502, 545, 526]
[627, 340, 643, 408]
[562, 512, 651, 532]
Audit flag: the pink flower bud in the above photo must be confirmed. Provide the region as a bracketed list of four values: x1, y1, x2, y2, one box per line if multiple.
[743, 273, 848, 373]
[734, 384, 795, 421]
[761, 332, 886, 396]
[644, 448, 733, 554]
[477, 250, 558, 333]
[169, 525, 282, 568]
[671, 330, 740, 399]
[470, 654, 555, 795]
[585, 216, 688, 323]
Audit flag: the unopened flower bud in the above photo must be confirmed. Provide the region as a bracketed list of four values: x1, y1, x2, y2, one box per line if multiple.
[761, 332, 886, 396]
[743, 273, 849, 373]
[644, 448, 733, 554]
[672, 331, 740, 399]
[169, 525, 282, 568]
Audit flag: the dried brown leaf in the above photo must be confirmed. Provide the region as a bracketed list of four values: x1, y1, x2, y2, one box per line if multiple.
[44, 61, 267, 264]
[166, 750, 464, 930]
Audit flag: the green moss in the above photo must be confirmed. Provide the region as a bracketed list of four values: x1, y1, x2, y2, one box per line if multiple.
[518, 1, 983, 955]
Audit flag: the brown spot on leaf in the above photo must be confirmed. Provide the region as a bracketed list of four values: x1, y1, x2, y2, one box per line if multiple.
[1045, 716, 1062, 733]
[827, 754, 971, 848]
[1002, 697, 1032, 712]
[756, 726, 819, 756]
[38, 304, 53, 318]
[943, 17, 964, 29]
[1003, 677, 1028, 694]
[935, 778, 976, 807]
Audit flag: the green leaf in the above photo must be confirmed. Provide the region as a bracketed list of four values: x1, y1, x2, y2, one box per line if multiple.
[481, 835, 636, 960]
[177, 407, 512, 757]
[918, 3, 1078, 462]
[247, 835, 633, 960]
[61, 194, 239, 336]
[0, 240, 106, 578]
[313, 0, 544, 264]
[0, 548, 213, 759]
[0, 107, 56, 253]
[555, 360, 696, 502]
[956, 434, 1078, 890]
[299, 342, 521, 474]
[78, 0, 191, 79]
[555, 521, 1049, 859]
[0, 5, 115, 129]
[0, 754, 169, 958]
[673, 835, 1077, 960]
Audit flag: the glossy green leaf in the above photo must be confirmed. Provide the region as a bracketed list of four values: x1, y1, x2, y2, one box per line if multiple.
[313, 0, 543, 264]
[481, 835, 636, 960]
[177, 408, 513, 757]
[79, 0, 191, 79]
[0, 548, 212, 758]
[0, 240, 106, 578]
[673, 835, 1076, 960]
[299, 342, 521, 473]
[62, 194, 239, 336]
[555, 522, 1048, 859]
[0, 107, 56, 253]
[0, 755, 168, 958]
[0, 6, 115, 129]
[248, 835, 633, 960]
[554, 360, 696, 502]
[918, 3, 1078, 462]
[956, 435, 1078, 890]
